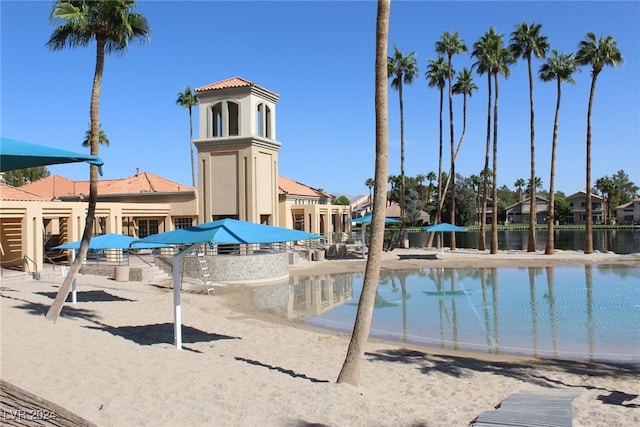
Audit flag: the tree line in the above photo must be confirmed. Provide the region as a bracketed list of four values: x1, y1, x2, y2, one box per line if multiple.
[363, 168, 637, 227]
[386, 23, 625, 254]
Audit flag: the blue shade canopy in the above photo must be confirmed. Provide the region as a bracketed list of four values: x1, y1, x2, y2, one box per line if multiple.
[53, 233, 171, 250]
[0, 137, 104, 174]
[424, 223, 469, 232]
[351, 214, 401, 224]
[134, 218, 322, 246]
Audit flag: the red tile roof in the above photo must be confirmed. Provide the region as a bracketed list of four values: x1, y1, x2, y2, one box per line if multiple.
[17, 172, 193, 199]
[195, 76, 279, 98]
[18, 175, 78, 199]
[278, 176, 331, 198]
[0, 183, 47, 201]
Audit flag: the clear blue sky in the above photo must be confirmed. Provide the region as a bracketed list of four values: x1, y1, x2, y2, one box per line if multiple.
[2, 1, 638, 198]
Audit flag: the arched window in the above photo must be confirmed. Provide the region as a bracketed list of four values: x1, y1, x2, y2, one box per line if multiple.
[264, 105, 271, 138]
[228, 101, 239, 136]
[256, 103, 272, 138]
[256, 103, 264, 137]
[211, 102, 222, 137]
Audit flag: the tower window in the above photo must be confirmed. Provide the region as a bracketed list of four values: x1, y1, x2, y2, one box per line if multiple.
[228, 101, 239, 136]
[212, 102, 222, 137]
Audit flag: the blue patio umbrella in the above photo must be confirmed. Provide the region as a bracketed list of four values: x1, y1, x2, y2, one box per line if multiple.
[351, 214, 401, 257]
[52, 234, 170, 304]
[134, 218, 321, 245]
[424, 223, 468, 233]
[0, 137, 104, 174]
[133, 218, 321, 350]
[53, 233, 172, 250]
[350, 213, 401, 224]
[424, 223, 468, 253]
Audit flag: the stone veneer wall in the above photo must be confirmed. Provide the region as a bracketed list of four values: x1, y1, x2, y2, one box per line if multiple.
[80, 265, 154, 282]
[160, 252, 290, 284]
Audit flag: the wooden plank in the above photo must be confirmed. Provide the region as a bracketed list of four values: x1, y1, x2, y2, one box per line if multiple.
[1, 379, 96, 426]
[471, 390, 580, 427]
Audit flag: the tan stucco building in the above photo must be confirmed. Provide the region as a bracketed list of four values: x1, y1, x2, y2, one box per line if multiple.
[0, 77, 350, 273]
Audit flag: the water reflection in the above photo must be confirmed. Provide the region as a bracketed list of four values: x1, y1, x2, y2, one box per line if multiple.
[413, 228, 640, 254]
[248, 265, 640, 363]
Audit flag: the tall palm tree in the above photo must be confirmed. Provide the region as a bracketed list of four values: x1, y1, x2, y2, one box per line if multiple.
[338, 0, 390, 386]
[471, 28, 500, 251]
[415, 173, 426, 210]
[489, 37, 515, 254]
[388, 45, 419, 219]
[510, 22, 549, 252]
[176, 87, 199, 187]
[514, 178, 526, 201]
[436, 31, 466, 250]
[82, 123, 109, 147]
[576, 33, 624, 254]
[435, 67, 477, 229]
[425, 55, 449, 244]
[365, 177, 374, 206]
[45, 0, 150, 321]
[474, 28, 514, 254]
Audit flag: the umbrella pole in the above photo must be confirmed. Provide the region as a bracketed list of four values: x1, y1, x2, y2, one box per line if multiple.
[71, 250, 77, 304]
[172, 244, 198, 350]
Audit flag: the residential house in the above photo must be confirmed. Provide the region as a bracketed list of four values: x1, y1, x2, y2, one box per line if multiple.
[505, 195, 549, 224]
[565, 191, 605, 224]
[616, 198, 640, 224]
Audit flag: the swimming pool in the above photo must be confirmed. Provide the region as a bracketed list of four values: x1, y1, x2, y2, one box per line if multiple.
[249, 265, 640, 363]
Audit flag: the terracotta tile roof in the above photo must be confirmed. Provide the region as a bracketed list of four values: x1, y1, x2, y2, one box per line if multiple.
[0, 183, 47, 201]
[19, 175, 79, 199]
[278, 176, 331, 198]
[18, 171, 193, 199]
[97, 171, 193, 194]
[195, 76, 280, 98]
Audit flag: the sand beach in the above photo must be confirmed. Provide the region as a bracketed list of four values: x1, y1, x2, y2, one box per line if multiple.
[1, 248, 639, 426]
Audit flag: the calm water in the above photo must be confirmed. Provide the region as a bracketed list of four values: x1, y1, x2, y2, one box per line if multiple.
[249, 265, 640, 363]
[408, 229, 640, 254]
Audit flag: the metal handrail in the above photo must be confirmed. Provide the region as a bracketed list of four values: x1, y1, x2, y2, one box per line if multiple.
[22, 255, 37, 276]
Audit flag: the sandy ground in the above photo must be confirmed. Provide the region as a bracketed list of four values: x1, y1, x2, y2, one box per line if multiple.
[1, 248, 639, 426]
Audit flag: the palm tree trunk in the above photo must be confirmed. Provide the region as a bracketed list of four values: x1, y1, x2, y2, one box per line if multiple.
[399, 81, 405, 219]
[479, 74, 492, 251]
[545, 78, 562, 255]
[448, 58, 456, 250]
[527, 56, 537, 252]
[584, 74, 598, 254]
[189, 106, 196, 187]
[46, 36, 105, 321]
[490, 72, 499, 254]
[428, 86, 446, 249]
[337, 0, 390, 385]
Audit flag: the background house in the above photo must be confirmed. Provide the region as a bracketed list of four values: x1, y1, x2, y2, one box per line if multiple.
[566, 191, 605, 224]
[616, 198, 640, 224]
[505, 195, 549, 224]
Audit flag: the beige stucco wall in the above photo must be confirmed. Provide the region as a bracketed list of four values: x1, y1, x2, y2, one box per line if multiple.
[0, 197, 197, 273]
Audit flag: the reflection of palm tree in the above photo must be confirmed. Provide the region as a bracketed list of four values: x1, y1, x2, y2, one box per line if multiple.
[448, 270, 460, 349]
[399, 275, 409, 343]
[585, 264, 595, 361]
[480, 268, 493, 352]
[528, 267, 539, 357]
[490, 268, 500, 350]
[544, 267, 559, 357]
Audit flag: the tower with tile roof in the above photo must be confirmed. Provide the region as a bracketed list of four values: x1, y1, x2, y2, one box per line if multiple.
[194, 77, 281, 225]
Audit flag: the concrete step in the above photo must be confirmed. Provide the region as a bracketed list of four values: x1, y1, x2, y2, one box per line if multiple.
[0, 269, 34, 284]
